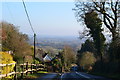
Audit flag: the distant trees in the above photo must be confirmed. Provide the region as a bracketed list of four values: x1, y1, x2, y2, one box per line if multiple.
[58, 46, 76, 71]
[79, 52, 96, 72]
[1, 22, 32, 63]
[62, 46, 76, 71]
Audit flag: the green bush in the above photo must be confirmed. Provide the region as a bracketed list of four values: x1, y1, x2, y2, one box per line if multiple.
[79, 52, 96, 71]
[0, 52, 16, 78]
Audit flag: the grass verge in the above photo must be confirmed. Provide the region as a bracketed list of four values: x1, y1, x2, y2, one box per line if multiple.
[23, 71, 48, 80]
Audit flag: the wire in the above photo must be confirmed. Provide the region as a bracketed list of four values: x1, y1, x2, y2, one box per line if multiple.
[4, 0, 16, 25]
[22, 0, 35, 34]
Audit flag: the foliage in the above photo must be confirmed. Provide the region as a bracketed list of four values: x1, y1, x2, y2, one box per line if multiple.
[77, 39, 96, 56]
[34, 59, 40, 64]
[84, 11, 106, 61]
[24, 56, 33, 63]
[79, 52, 96, 71]
[0, 52, 16, 78]
[73, 1, 120, 41]
[58, 51, 64, 66]
[63, 46, 76, 70]
[92, 60, 120, 74]
[73, 1, 120, 74]
[109, 38, 120, 61]
[77, 39, 96, 67]
[1, 22, 32, 63]
[52, 58, 62, 72]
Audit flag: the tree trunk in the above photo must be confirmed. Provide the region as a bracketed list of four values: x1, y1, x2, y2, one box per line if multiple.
[111, 28, 117, 41]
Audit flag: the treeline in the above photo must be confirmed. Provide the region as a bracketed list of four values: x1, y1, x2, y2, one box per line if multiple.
[73, 1, 120, 74]
[1, 22, 33, 63]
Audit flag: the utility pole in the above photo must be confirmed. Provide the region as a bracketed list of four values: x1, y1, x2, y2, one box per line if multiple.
[34, 33, 36, 64]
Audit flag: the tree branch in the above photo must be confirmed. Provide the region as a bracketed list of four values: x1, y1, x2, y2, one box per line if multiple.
[104, 16, 112, 31]
[105, 15, 114, 28]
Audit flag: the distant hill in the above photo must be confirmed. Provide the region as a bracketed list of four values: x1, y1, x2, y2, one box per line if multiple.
[28, 36, 82, 51]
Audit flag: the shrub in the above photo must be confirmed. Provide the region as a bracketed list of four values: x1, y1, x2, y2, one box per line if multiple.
[0, 52, 16, 78]
[79, 52, 96, 71]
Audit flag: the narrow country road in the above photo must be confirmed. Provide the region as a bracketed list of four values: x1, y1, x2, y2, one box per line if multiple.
[33, 72, 112, 80]
[34, 73, 58, 80]
[61, 72, 112, 80]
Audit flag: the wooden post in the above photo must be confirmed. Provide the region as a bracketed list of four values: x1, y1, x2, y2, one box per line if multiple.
[26, 62, 28, 75]
[36, 64, 37, 72]
[31, 63, 33, 74]
[21, 64, 24, 79]
[14, 63, 17, 80]
[6, 64, 8, 77]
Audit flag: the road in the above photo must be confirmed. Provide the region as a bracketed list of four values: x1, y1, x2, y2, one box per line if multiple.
[61, 72, 111, 80]
[34, 73, 58, 80]
[34, 72, 112, 80]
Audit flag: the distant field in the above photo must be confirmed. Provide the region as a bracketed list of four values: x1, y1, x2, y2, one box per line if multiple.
[29, 36, 82, 50]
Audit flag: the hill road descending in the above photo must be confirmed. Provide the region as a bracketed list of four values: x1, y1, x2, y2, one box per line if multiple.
[33, 72, 112, 80]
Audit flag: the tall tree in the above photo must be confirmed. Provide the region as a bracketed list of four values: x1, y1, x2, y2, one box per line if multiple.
[73, 0, 120, 41]
[1, 22, 32, 63]
[109, 37, 120, 61]
[84, 11, 106, 61]
[77, 39, 96, 67]
[78, 39, 96, 54]
[63, 46, 76, 71]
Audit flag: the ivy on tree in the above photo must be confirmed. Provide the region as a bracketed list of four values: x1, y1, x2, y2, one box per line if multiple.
[84, 11, 105, 61]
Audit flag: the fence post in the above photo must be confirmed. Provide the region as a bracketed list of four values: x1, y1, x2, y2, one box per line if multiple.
[6, 64, 8, 77]
[26, 62, 28, 75]
[14, 63, 17, 80]
[30, 63, 32, 74]
[36, 64, 37, 72]
[21, 63, 24, 79]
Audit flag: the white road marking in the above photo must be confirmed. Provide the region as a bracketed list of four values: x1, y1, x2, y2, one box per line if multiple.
[61, 73, 65, 80]
[76, 72, 90, 79]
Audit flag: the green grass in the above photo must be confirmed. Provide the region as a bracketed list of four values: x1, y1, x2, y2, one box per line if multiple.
[23, 71, 48, 79]
[37, 71, 48, 73]
[25, 74, 40, 78]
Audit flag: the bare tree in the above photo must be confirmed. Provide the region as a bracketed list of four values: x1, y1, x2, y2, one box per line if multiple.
[73, 0, 120, 41]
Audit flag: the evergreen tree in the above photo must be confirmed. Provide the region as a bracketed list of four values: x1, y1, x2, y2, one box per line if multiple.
[84, 11, 106, 61]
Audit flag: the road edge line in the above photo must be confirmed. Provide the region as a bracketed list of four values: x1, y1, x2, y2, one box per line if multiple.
[60, 73, 64, 80]
[76, 72, 90, 79]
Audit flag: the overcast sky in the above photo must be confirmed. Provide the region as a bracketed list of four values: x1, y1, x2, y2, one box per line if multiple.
[1, 2, 84, 37]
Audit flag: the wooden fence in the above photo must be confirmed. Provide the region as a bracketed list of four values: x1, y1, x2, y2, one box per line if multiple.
[0, 62, 46, 79]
